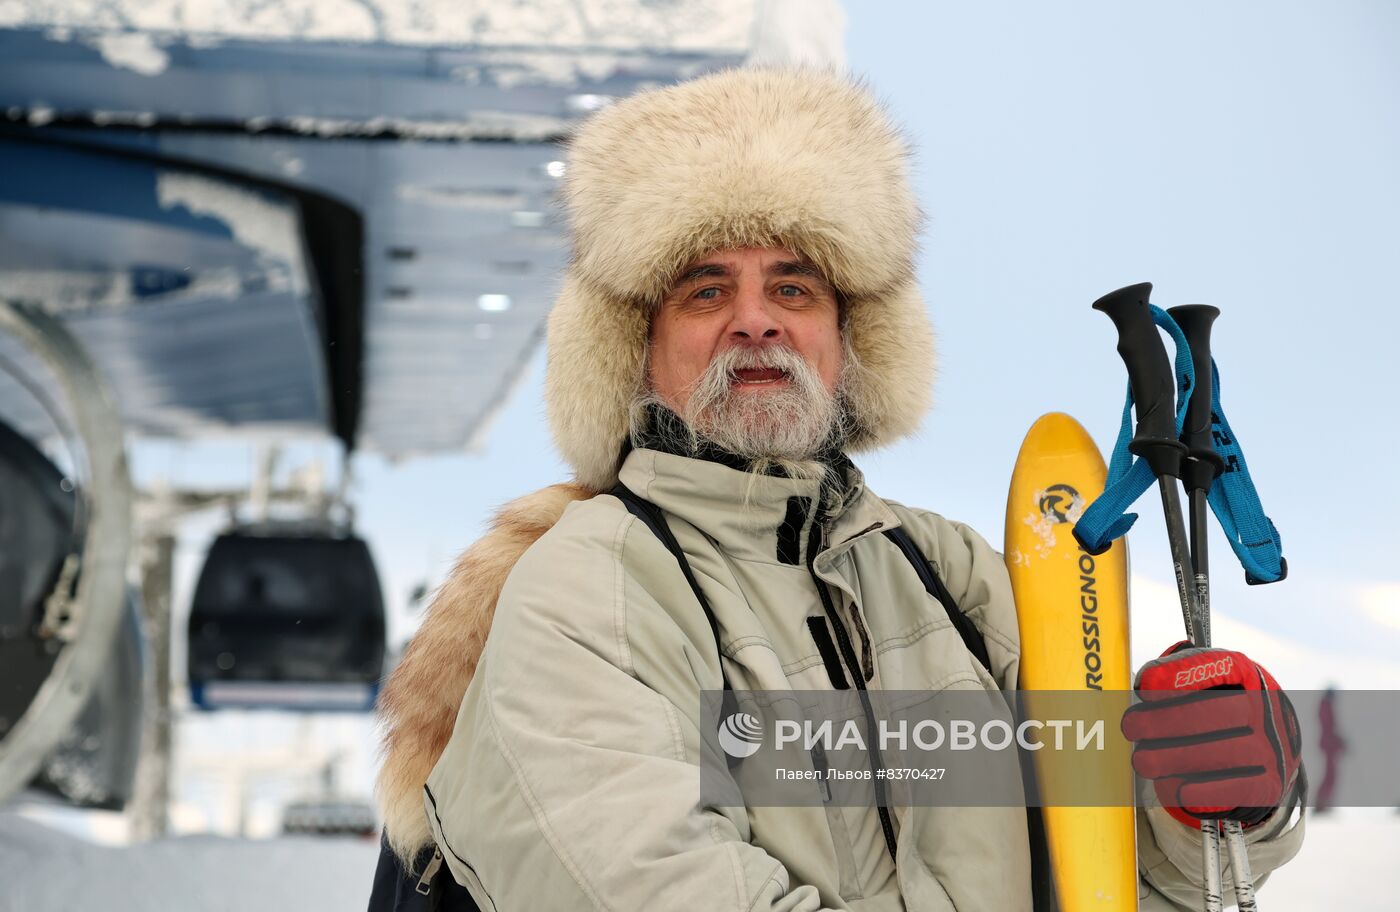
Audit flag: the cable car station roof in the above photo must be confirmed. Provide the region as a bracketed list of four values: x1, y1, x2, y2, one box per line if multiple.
[0, 1, 842, 457]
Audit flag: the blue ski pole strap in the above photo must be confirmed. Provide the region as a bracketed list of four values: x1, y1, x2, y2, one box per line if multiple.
[1074, 306, 1194, 554]
[1204, 359, 1286, 584]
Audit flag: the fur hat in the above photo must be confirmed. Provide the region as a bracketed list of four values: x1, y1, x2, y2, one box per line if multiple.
[546, 67, 935, 491]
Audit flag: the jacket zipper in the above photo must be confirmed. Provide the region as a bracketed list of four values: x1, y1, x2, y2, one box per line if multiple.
[847, 602, 875, 682]
[415, 847, 444, 895]
[805, 509, 899, 865]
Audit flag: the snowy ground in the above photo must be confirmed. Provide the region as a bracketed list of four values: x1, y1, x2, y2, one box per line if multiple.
[0, 807, 1393, 910]
[1259, 813, 1398, 912]
[0, 811, 379, 912]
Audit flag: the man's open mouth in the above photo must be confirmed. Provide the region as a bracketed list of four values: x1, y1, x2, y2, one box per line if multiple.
[731, 367, 789, 385]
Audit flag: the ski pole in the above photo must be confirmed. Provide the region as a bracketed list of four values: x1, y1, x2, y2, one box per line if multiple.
[1091, 285, 1206, 643]
[1091, 284, 1222, 912]
[1170, 304, 1259, 912]
[1171, 305, 1223, 644]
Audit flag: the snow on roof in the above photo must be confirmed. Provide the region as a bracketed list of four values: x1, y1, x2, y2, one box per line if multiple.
[3, 1, 845, 80]
[0, 0, 831, 56]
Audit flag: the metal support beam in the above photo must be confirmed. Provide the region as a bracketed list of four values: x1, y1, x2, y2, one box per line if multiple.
[129, 533, 175, 840]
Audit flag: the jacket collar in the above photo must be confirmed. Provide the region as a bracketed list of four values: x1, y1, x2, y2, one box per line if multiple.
[617, 447, 901, 566]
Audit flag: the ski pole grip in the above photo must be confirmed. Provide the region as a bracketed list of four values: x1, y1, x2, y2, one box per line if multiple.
[1167, 304, 1225, 492]
[1092, 282, 1185, 478]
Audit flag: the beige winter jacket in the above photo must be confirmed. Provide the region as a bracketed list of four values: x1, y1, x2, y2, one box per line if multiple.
[383, 447, 1303, 911]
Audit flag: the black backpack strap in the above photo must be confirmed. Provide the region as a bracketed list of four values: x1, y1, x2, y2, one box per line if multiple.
[879, 528, 1050, 904]
[881, 527, 992, 674]
[609, 484, 736, 698]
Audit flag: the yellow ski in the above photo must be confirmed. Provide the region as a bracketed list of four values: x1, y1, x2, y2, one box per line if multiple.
[1005, 412, 1136, 910]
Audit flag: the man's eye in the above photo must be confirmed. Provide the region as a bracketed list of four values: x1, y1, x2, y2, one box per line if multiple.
[777, 284, 806, 296]
[693, 287, 721, 300]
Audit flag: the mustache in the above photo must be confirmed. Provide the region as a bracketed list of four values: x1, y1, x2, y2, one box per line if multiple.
[698, 344, 809, 386]
[678, 342, 839, 459]
[629, 335, 864, 472]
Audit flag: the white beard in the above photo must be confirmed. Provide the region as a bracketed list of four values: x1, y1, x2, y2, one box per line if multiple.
[685, 344, 842, 462]
[631, 343, 857, 482]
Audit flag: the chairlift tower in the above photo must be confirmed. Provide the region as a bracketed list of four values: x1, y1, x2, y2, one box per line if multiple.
[129, 446, 361, 839]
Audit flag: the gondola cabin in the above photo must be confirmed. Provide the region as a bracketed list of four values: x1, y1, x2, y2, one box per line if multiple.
[187, 532, 386, 712]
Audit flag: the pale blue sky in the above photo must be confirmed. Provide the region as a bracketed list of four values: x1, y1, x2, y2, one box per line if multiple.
[835, 0, 1399, 674]
[141, 1, 1400, 684]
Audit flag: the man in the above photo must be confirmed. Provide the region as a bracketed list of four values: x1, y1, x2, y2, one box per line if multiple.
[374, 68, 1304, 911]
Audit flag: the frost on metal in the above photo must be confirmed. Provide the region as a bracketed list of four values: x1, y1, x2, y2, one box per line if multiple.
[0, 0, 825, 58]
[4, 2, 846, 133]
[272, 111, 570, 141]
[452, 49, 667, 92]
[24, 104, 55, 126]
[0, 267, 244, 314]
[155, 172, 307, 296]
[91, 30, 168, 75]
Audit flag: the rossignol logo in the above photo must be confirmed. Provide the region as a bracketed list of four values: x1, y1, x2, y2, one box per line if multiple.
[1039, 484, 1081, 524]
[718, 712, 763, 759]
[1078, 548, 1102, 691]
[1175, 656, 1234, 688]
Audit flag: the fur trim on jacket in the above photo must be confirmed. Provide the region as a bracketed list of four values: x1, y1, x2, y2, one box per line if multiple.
[547, 67, 936, 491]
[374, 483, 593, 863]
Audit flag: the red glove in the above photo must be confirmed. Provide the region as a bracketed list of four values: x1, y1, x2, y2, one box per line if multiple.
[1121, 642, 1302, 827]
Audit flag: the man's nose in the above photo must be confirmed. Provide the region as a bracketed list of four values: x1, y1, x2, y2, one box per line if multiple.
[727, 284, 783, 343]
